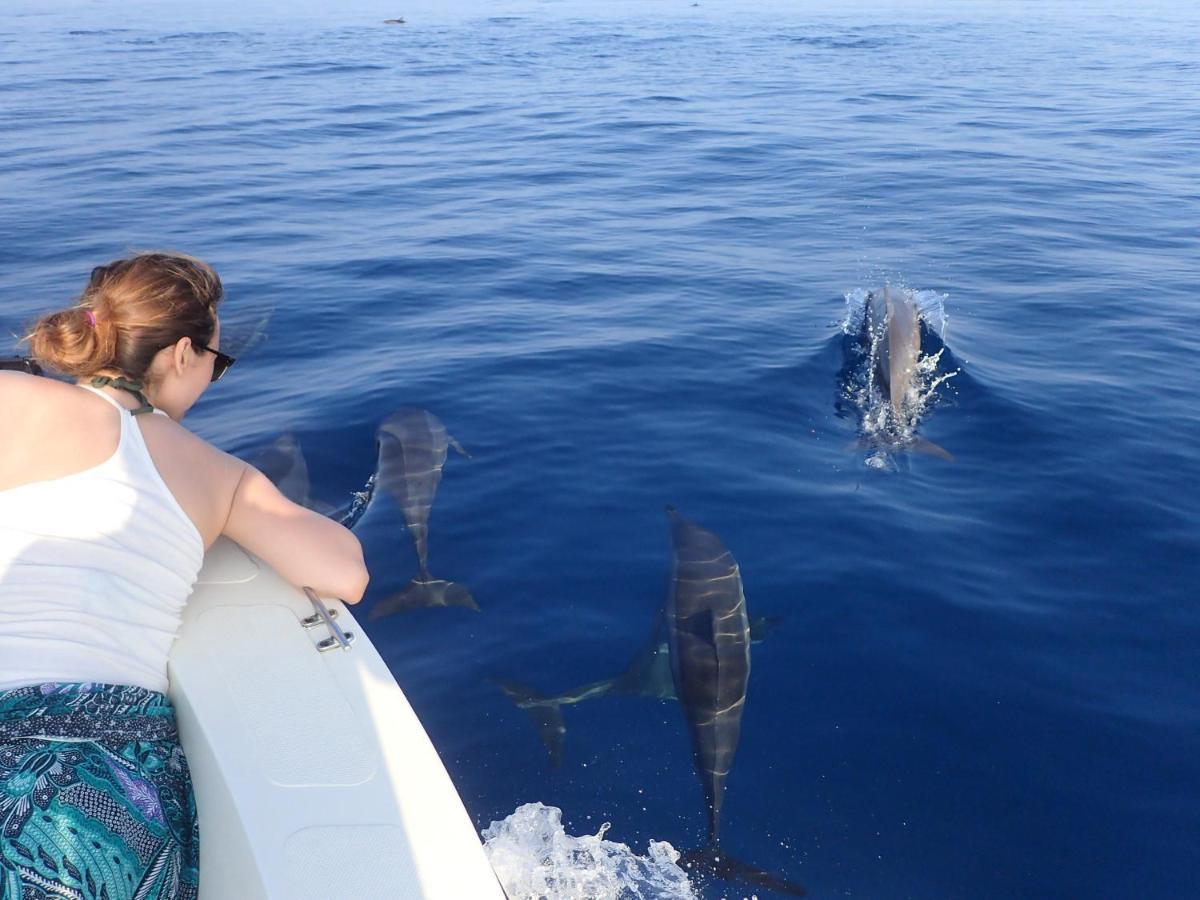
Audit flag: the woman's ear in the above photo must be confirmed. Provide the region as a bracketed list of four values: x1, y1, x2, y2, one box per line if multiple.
[172, 336, 194, 377]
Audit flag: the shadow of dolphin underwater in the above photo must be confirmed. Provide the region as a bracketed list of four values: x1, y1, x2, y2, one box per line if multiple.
[367, 407, 477, 618]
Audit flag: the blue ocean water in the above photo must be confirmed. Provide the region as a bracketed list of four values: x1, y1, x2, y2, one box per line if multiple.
[2, 1, 1198, 896]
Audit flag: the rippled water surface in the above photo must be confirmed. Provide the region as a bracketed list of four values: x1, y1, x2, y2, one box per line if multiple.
[3, 1, 1198, 896]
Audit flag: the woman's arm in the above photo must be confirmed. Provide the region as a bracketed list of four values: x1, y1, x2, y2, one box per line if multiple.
[221, 462, 370, 603]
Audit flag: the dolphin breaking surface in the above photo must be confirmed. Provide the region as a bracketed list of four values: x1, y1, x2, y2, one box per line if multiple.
[841, 285, 959, 467]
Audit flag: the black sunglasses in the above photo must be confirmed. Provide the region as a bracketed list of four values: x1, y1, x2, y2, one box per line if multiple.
[195, 342, 236, 382]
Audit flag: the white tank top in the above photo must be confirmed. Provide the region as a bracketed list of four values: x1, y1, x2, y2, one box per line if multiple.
[0, 386, 205, 694]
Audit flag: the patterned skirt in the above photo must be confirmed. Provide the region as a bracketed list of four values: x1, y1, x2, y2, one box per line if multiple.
[0, 682, 199, 900]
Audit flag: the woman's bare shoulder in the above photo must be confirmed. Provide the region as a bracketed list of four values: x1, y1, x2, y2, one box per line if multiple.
[140, 412, 247, 482]
[0, 371, 109, 403]
[0, 369, 45, 395]
[0, 370, 66, 422]
[0, 372, 28, 430]
[138, 413, 252, 544]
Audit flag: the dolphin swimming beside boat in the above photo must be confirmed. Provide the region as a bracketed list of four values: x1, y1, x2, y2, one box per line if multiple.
[677, 848, 806, 896]
[853, 285, 954, 461]
[497, 615, 780, 768]
[667, 507, 806, 895]
[497, 508, 803, 895]
[368, 408, 477, 618]
[496, 626, 677, 770]
[249, 432, 375, 526]
[252, 433, 317, 508]
[664, 506, 751, 847]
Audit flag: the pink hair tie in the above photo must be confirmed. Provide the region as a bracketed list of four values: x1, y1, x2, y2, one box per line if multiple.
[84, 309, 97, 327]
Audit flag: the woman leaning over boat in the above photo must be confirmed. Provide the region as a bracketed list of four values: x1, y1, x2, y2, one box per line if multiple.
[0, 253, 369, 899]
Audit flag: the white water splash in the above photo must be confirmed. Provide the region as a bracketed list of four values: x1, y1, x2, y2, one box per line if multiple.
[841, 285, 958, 464]
[482, 802, 698, 900]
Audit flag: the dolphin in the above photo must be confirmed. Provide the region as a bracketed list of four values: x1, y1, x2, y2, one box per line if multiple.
[497, 615, 781, 769]
[858, 285, 953, 460]
[495, 631, 674, 771]
[496, 619, 777, 772]
[250, 432, 355, 516]
[218, 304, 274, 360]
[677, 848, 806, 896]
[497, 510, 803, 895]
[368, 408, 476, 618]
[249, 432, 377, 528]
[249, 431, 382, 523]
[667, 507, 806, 894]
[665, 506, 751, 847]
[252, 433, 316, 508]
[863, 285, 920, 414]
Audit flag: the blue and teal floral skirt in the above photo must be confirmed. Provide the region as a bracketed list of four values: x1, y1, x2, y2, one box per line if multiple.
[0, 682, 199, 900]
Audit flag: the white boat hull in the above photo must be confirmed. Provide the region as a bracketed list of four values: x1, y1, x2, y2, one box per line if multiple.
[168, 538, 506, 899]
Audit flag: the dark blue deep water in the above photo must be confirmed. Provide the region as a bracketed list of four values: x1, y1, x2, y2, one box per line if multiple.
[3, 1, 1198, 896]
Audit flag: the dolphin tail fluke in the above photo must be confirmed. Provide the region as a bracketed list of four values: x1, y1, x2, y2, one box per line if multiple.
[368, 575, 479, 619]
[909, 436, 954, 462]
[494, 681, 567, 769]
[678, 846, 807, 897]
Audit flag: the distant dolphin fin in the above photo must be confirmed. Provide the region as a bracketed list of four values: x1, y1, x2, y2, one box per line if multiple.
[908, 436, 954, 461]
[678, 847, 806, 897]
[368, 576, 479, 619]
[494, 681, 567, 769]
[447, 434, 471, 459]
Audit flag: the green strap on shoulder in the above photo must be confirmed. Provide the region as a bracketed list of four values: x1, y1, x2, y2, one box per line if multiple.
[90, 375, 155, 416]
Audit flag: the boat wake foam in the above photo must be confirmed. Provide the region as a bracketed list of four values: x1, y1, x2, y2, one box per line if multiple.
[482, 802, 698, 899]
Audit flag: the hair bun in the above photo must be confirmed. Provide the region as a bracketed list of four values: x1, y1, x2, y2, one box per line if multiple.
[25, 305, 113, 377]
